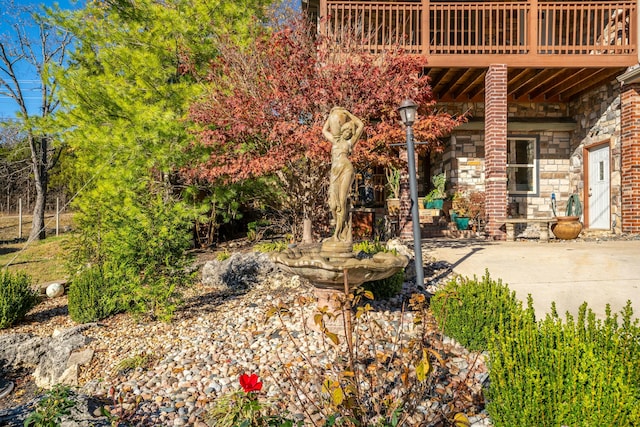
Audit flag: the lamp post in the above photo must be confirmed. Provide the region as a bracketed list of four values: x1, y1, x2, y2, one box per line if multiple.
[397, 99, 424, 289]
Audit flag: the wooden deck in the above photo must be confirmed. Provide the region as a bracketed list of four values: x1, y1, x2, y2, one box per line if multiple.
[318, 0, 638, 68]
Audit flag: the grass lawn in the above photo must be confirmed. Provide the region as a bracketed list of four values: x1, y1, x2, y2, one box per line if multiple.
[0, 213, 74, 285]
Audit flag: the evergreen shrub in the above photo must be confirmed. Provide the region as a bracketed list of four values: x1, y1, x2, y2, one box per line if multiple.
[253, 240, 288, 253]
[354, 240, 405, 300]
[68, 192, 193, 322]
[487, 301, 640, 426]
[353, 240, 386, 255]
[0, 270, 38, 329]
[362, 270, 405, 300]
[430, 270, 524, 351]
[68, 264, 123, 323]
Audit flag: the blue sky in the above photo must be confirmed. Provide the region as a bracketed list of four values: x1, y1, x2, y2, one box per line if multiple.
[0, 0, 77, 120]
[1, 0, 301, 121]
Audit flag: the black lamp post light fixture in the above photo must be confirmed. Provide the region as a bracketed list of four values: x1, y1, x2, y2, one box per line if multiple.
[397, 99, 424, 289]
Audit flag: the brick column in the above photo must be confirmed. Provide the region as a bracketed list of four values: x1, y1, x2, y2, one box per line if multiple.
[484, 64, 508, 239]
[620, 83, 640, 233]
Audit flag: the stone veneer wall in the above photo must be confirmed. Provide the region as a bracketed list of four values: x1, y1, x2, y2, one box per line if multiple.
[438, 101, 568, 119]
[569, 81, 621, 233]
[437, 79, 622, 235]
[441, 101, 576, 220]
[444, 135, 485, 191]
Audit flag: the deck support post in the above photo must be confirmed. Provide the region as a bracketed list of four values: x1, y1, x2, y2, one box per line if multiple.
[620, 82, 640, 233]
[484, 64, 508, 240]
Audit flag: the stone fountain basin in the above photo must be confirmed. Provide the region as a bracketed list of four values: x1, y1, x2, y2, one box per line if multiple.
[272, 245, 408, 291]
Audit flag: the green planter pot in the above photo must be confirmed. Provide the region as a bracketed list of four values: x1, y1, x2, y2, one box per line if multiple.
[425, 199, 444, 209]
[454, 217, 470, 230]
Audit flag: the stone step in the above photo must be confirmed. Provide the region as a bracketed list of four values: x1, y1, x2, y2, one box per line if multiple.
[442, 229, 477, 239]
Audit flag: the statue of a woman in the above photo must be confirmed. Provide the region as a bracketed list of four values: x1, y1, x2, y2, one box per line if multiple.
[322, 107, 364, 243]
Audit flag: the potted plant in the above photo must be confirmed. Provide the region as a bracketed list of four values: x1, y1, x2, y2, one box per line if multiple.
[551, 193, 583, 239]
[468, 190, 486, 232]
[385, 165, 401, 216]
[451, 191, 471, 230]
[423, 173, 447, 209]
[451, 190, 485, 231]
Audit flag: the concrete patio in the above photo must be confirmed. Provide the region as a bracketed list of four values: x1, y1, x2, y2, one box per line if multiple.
[424, 237, 640, 321]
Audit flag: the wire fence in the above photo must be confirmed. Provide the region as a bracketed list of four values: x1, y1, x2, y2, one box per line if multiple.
[0, 198, 72, 241]
[0, 194, 69, 216]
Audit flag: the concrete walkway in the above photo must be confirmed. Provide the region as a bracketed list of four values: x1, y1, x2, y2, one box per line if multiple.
[424, 237, 640, 320]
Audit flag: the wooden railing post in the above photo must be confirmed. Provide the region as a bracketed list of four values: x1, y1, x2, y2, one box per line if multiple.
[422, 0, 430, 55]
[320, 0, 327, 37]
[633, 0, 639, 60]
[529, 0, 538, 54]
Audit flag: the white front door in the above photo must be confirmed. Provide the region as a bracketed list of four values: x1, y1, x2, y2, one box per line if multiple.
[588, 144, 610, 229]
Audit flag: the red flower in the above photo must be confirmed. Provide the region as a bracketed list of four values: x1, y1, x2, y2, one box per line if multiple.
[239, 373, 263, 393]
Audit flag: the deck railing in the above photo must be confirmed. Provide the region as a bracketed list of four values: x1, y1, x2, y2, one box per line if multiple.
[320, 0, 637, 66]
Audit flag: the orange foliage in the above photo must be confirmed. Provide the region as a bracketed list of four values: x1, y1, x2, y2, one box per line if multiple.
[185, 14, 466, 185]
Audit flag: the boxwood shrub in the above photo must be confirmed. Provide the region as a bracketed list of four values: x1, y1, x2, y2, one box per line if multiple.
[430, 270, 525, 351]
[0, 270, 38, 329]
[487, 301, 640, 426]
[68, 264, 123, 323]
[354, 240, 405, 300]
[363, 270, 405, 300]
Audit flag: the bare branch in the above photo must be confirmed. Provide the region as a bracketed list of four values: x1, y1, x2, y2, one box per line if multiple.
[0, 0, 72, 240]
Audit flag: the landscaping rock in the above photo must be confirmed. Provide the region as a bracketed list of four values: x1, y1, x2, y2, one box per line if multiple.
[0, 324, 95, 389]
[0, 391, 110, 427]
[46, 282, 65, 298]
[0, 334, 47, 368]
[201, 252, 278, 293]
[3, 243, 492, 426]
[386, 238, 412, 259]
[37, 279, 68, 295]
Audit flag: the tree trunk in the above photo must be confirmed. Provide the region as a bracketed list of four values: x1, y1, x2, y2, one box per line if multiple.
[28, 135, 49, 241]
[30, 188, 46, 240]
[1, 8, 72, 241]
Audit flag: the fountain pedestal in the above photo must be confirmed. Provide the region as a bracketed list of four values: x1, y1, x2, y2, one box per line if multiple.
[272, 244, 408, 334]
[271, 108, 408, 334]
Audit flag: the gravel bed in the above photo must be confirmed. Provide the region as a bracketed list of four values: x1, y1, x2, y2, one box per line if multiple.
[2, 249, 490, 426]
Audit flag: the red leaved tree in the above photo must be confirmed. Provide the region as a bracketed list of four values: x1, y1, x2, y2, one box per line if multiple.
[186, 14, 465, 239]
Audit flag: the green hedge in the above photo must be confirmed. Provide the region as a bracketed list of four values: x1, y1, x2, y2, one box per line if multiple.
[0, 270, 38, 329]
[487, 301, 640, 426]
[429, 270, 640, 425]
[68, 264, 123, 323]
[430, 270, 524, 351]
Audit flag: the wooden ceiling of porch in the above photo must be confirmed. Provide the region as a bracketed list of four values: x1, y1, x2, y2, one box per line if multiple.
[427, 66, 626, 103]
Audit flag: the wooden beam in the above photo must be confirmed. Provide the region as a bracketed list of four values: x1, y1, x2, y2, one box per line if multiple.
[431, 68, 461, 99]
[557, 68, 625, 100]
[444, 69, 471, 99]
[426, 65, 627, 104]
[457, 69, 487, 100]
[528, 68, 587, 100]
[512, 69, 562, 100]
[538, 69, 603, 100]
[422, 53, 637, 68]
[508, 68, 542, 97]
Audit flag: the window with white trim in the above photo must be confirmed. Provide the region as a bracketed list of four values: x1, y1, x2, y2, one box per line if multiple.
[507, 137, 537, 194]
